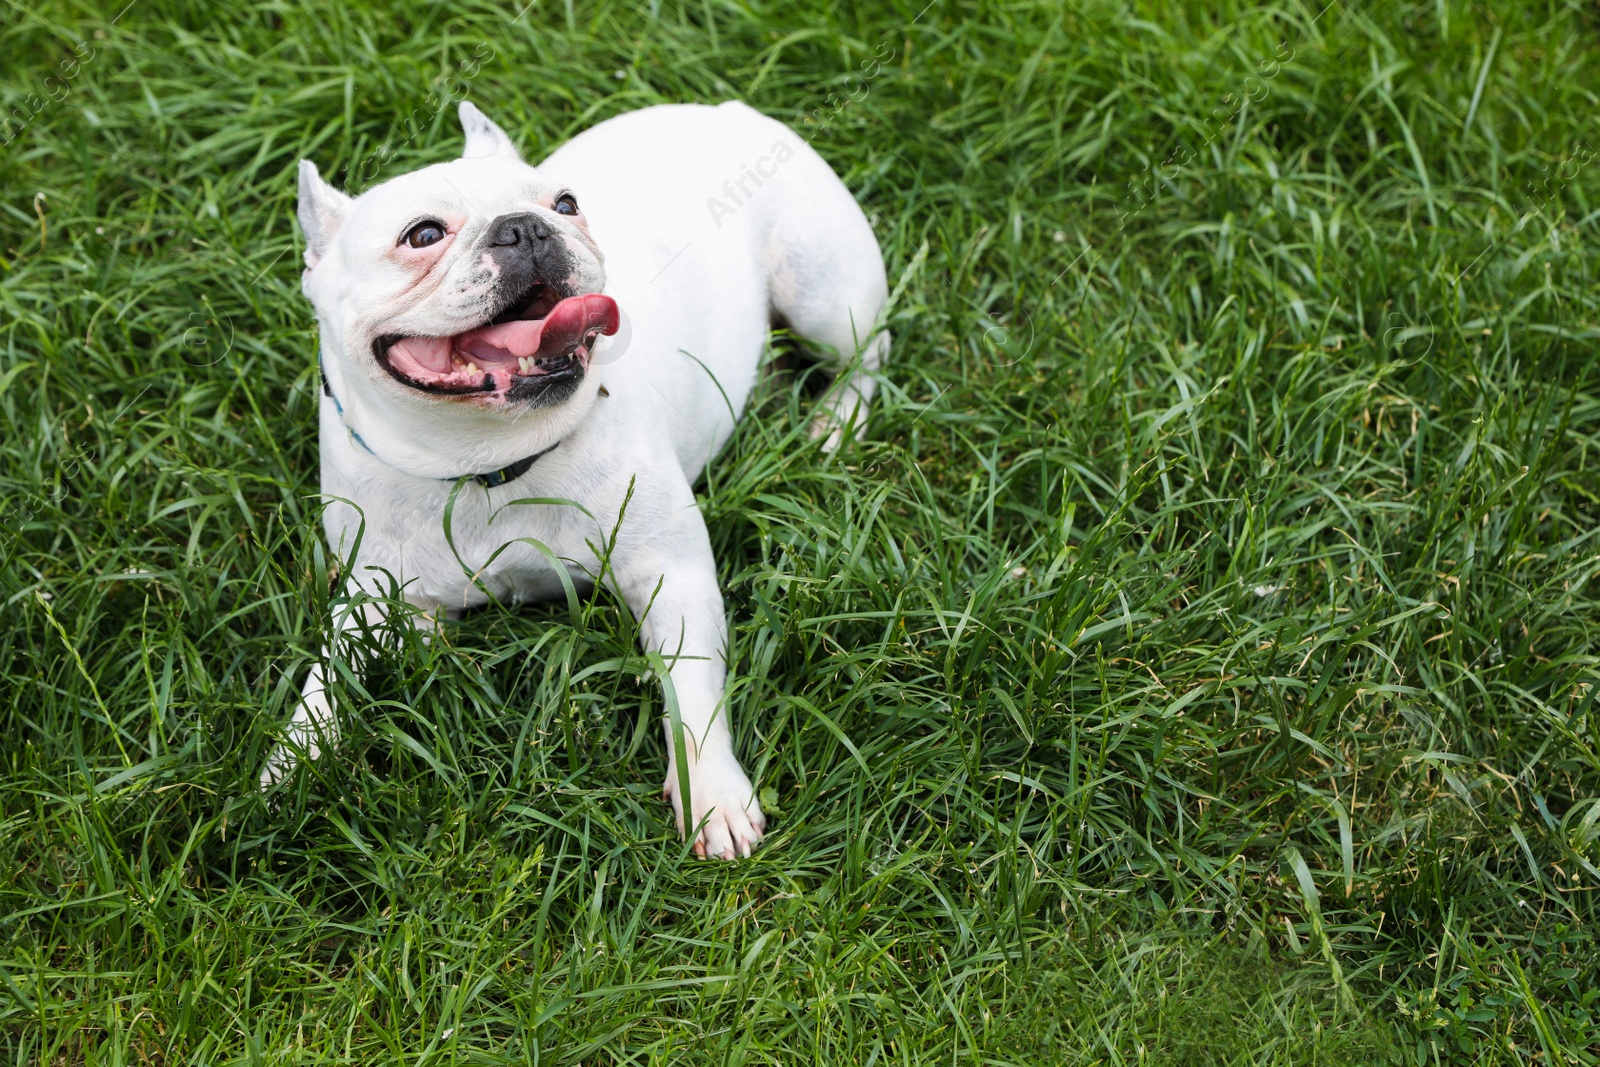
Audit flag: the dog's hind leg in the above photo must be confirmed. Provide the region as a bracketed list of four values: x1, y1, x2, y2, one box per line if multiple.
[759, 147, 890, 451]
[807, 323, 890, 453]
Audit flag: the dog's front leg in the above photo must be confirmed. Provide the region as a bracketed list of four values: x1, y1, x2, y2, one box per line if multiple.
[611, 519, 766, 859]
[259, 586, 388, 787]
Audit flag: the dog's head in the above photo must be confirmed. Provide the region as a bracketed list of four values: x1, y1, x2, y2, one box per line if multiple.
[297, 103, 618, 465]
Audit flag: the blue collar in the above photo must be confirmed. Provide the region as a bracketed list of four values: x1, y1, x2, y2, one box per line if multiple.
[320, 364, 557, 488]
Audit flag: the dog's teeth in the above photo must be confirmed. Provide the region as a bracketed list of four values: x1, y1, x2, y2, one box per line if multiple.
[518, 357, 531, 374]
[469, 362, 482, 374]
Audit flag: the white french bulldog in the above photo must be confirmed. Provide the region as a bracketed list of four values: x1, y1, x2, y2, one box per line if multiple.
[264, 101, 890, 859]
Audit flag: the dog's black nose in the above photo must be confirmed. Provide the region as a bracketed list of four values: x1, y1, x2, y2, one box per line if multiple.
[485, 212, 552, 247]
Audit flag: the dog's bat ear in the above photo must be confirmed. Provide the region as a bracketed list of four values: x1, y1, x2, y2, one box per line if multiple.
[459, 101, 521, 161]
[297, 160, 351, 270]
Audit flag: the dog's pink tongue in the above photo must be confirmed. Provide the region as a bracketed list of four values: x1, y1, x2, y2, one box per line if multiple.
[461, 294, 620, 365]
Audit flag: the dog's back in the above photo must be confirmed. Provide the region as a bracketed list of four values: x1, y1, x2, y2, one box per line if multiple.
[542, 102, 890, 464]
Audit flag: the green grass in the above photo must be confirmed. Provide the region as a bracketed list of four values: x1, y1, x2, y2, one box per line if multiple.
[3, 0, 1599, 1062]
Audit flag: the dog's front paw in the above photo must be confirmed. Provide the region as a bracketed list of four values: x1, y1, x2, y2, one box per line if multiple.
[259, 686, 337, 789]
[259, 729, 327, 789]
[663, 755, 766, 860]
[258, 744, 304, 790]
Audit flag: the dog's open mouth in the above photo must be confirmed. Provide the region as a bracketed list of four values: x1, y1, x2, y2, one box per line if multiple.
[375, 289, 620, 397]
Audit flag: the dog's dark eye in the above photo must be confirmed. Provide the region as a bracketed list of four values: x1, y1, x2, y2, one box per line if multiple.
[554, 194, 579, 216]
[404, 221, 446, 248]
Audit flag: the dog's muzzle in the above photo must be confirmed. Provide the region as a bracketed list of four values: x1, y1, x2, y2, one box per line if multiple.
[375, 293, 620, 399]
[373, 210, 617, 403]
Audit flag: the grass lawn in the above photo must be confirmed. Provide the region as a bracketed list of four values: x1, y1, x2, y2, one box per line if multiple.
[3, 0, 1599, 1062]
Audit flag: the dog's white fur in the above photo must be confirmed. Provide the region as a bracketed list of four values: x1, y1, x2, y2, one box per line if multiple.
[266, 101, 889, 859]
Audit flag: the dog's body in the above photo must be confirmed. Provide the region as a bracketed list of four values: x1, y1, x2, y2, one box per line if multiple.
[269, 101, 889, 859]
